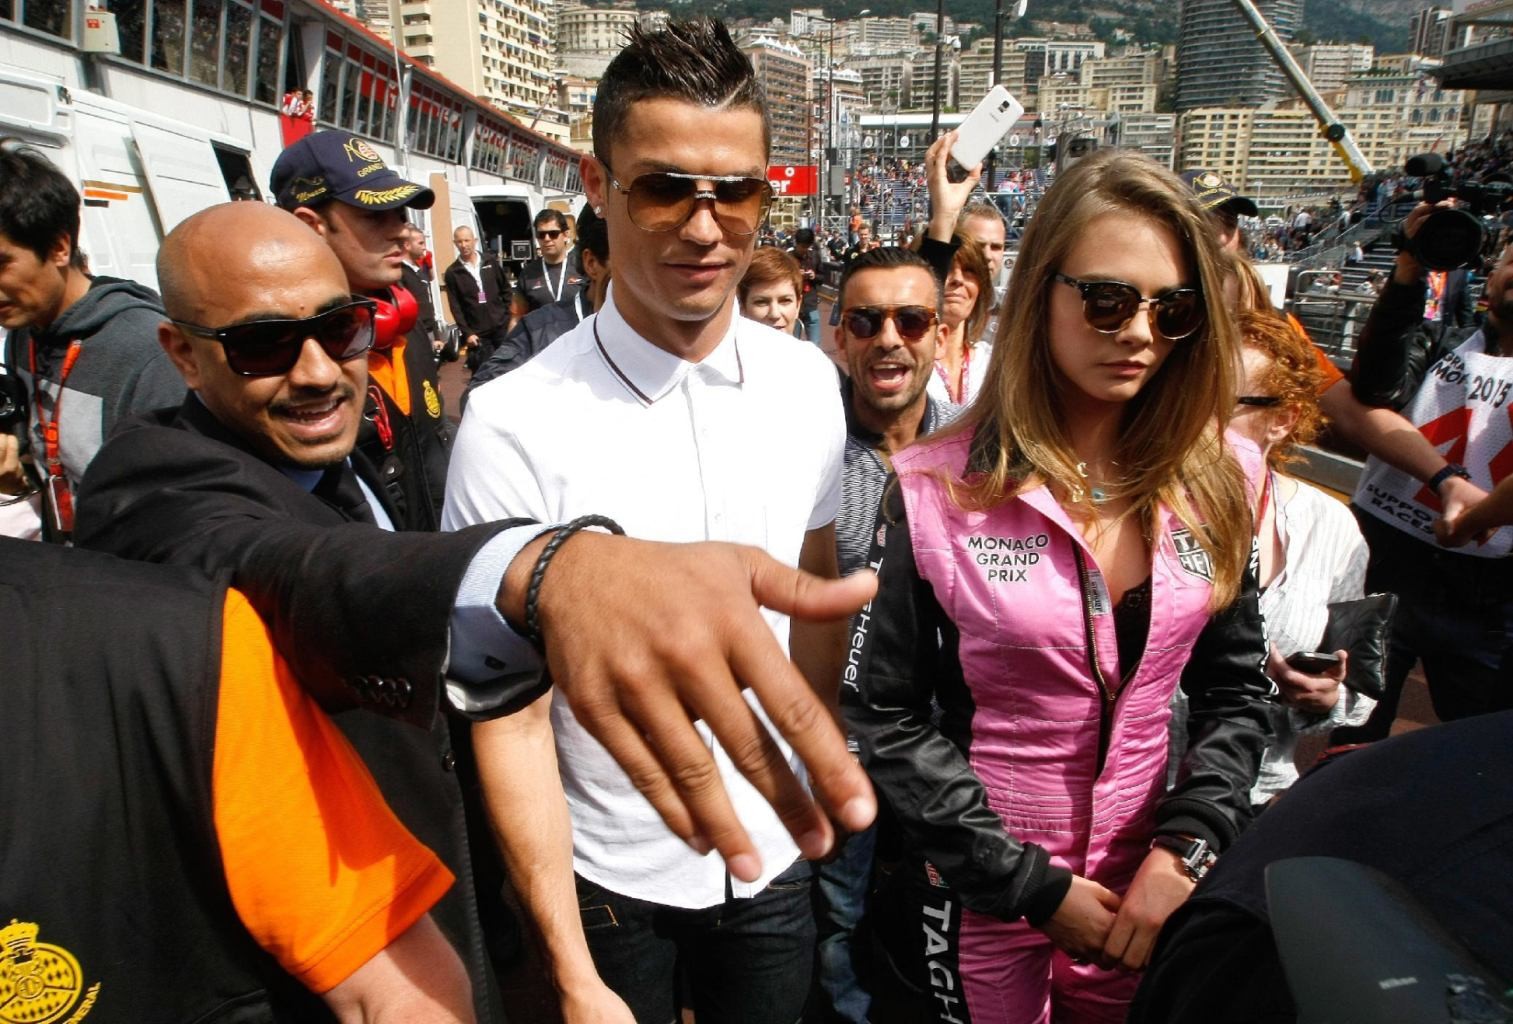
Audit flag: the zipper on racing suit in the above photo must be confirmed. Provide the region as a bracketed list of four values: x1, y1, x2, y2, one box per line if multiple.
[1072, 546, 1142, 777]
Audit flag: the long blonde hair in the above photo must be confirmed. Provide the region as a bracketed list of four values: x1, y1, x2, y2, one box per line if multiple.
[947, 150, 1251, 608]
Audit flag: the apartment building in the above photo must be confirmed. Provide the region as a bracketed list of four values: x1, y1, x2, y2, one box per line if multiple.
[742, 36, 812, 166]
[389, 0, 558, 135]
[1175, 0, 1301, 111]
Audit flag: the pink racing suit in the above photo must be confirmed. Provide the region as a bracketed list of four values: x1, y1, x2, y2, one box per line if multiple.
[842, 430, 1272, 1024]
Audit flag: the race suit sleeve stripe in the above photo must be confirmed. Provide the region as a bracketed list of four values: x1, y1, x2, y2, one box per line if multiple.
[842, 480, 1073, 925]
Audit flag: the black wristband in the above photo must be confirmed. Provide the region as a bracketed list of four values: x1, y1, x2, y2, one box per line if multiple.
[524, 514, 625, 652]
[1427, 463, 1471, 495]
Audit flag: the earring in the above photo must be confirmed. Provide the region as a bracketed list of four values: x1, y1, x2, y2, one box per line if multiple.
[594, 206, 603, 215]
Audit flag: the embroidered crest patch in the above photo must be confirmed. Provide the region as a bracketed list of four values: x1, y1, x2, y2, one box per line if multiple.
[1171, 528, 1214, 582]
[0, 919, 100, 1023]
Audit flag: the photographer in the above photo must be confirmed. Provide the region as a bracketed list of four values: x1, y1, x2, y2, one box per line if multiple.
[1343, 201, 1513, 739]
[0, 372, 40, 537]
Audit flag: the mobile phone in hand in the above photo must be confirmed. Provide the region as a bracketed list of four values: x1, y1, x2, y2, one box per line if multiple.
[947, 85, 1025, 183]
[1285, 650, 1342, 674]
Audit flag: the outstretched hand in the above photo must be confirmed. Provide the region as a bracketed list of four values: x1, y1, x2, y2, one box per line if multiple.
[516, 531, 879, 881]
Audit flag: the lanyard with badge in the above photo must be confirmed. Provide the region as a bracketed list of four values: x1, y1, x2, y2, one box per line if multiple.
[28, 336, 82, 535]
[542, 260, 566, 303]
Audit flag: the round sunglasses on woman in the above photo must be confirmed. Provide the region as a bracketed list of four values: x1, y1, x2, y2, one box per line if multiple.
[845, 150, 1272, 1024]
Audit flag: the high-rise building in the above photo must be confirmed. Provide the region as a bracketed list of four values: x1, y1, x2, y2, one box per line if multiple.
[1175, 0, 1302, 112]
[1296, 43, 1375, 91]
[741, 37, 812, 166]
[1177, 63, 1473, 201]
[852, 53, 914, 108]
[557, 5, 638, 55]
[958, 38, 1029, 105]
[1410, 7, 1454, 58]
[389, 0, 558, 134]
[852, 16, 915, 54]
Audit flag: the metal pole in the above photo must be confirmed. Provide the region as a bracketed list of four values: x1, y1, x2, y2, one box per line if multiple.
[829, 19, 835, 236]
[1228, 0, 1373, 181]
[984, 0, 1005, 189]
[930, 0, 945, 139]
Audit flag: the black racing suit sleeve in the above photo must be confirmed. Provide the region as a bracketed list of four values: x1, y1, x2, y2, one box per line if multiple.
[1349, 276, 1439, 411]
[1158, 551, 1275, 852]
[841, 481, 1073, 926]
[918, 236, 962, 286]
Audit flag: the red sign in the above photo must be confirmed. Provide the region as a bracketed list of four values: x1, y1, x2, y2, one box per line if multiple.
[767, 165, 817, 197]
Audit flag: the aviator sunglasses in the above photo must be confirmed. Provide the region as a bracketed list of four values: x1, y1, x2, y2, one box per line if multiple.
[604, 166, 773, 235]
[172, 299, 377, 377]
[1053, 272, 1206, 341]
[842, 305, 938, 341]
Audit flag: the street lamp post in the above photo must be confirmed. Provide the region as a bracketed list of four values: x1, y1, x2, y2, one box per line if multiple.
[930, 0, 945, 139]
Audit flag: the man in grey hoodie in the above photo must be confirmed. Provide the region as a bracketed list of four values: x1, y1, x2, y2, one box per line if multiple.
[0, 143, 183, 541]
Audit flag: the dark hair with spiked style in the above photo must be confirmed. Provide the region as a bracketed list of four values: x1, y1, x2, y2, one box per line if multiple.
[591, 18, 770, 166]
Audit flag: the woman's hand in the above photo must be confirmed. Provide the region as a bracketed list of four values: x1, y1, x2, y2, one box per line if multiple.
[1100, 847, 1196, 972]
[1266, 644, 1348, 715]
[1038, 874, 1120, 961]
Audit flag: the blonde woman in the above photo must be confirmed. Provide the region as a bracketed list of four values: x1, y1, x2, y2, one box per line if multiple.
[845, 150, 1272, 1023]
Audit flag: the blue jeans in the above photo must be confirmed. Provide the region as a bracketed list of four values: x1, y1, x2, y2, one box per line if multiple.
[576, 860, 816, 1024]
[799, 308, 822, 346]
[811, 824, 877, 1023]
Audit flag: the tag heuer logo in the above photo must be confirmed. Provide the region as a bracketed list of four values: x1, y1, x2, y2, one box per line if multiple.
[1171, 528, 1214, 583]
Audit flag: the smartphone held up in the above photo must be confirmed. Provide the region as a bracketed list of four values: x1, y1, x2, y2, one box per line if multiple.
[947, 85, 1026, 183]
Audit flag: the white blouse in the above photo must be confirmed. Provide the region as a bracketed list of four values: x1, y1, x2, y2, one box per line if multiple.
[1252, 475, 1374, 803]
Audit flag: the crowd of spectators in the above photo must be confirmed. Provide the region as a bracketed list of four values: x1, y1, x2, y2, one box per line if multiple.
[2, 18, 1511, 1024]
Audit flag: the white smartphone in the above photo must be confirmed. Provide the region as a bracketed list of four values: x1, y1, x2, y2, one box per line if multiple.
[948, 85, 1025, 183]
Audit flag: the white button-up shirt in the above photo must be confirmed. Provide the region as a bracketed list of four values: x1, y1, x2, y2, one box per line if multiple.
[443, 284, 845, 908]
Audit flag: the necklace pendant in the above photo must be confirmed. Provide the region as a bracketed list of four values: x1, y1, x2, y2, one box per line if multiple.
[1090, 485, 1109, 504]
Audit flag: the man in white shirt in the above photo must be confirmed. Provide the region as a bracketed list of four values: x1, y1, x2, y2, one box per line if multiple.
[444, 17, 851, 1024]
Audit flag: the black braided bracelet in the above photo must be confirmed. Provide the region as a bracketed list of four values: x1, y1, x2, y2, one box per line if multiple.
[524, 514, 625, 651]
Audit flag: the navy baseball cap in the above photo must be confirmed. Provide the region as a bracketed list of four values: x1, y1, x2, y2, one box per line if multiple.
[271, 130, 435, 212]
[1180, 169, 1259, 217]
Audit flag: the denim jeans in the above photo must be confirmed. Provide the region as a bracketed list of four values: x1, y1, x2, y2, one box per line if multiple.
[811, 824, 877, 1023]
[576, 859, 816, 1024]
[799, 308, 822, 346]
[1334, 510, 1513, 743]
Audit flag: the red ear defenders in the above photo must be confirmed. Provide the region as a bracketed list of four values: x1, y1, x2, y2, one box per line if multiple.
[370, 284, 418, 350]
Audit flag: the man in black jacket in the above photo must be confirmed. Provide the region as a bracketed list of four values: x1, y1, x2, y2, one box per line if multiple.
[78, 200, 516, 1021]
[444, 224, 513, 369]
[401, 223, 444, 355]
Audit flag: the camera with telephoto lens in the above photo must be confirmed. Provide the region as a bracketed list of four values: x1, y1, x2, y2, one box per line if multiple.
[0, 373, 27, 432]
[1397, 153, 1513, 271]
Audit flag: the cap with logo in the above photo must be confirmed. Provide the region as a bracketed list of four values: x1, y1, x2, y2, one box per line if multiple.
[271, 130, 435, 212]
[1180, 169, 1259, 217]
